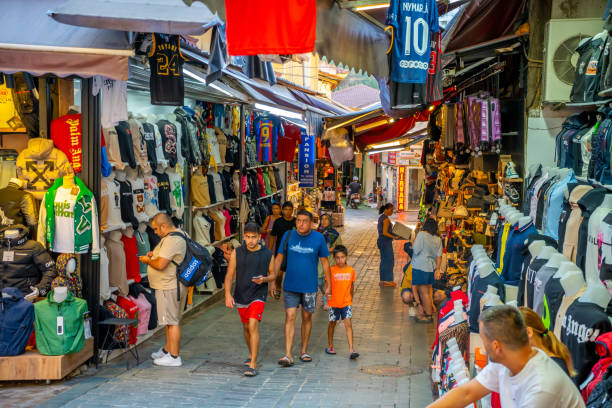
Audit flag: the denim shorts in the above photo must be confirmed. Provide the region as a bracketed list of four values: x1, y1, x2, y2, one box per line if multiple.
[283, 290, 316, 314]
[328, 305, 353, 321]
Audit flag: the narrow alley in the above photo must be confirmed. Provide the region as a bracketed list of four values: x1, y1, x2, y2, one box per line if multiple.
[1, 209, 435, 408]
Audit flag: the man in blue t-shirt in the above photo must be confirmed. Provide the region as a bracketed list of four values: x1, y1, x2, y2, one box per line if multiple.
[386, 0, 439, 84]
[272, 209, 330, 367]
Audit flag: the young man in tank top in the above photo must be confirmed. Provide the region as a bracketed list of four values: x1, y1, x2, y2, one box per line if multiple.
[224, 222, 275, 377]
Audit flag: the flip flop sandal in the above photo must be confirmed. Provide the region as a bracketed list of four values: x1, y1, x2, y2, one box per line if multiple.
[278, 356, 294, 367]
[325, 347, 336, 355]
[244, 367, 257, 377]
[416, 316, 433, 324]
[243, 358, 251, 366]
[350, 352, 360, 359]
[300, 353, 312, 362]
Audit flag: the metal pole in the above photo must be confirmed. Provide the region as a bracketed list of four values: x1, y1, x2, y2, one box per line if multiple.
[80, 78, 101, 367]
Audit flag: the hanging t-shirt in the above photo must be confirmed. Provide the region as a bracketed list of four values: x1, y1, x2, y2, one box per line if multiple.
[255, 114, 283, 162]
[206, 128, 223, 168]
[561, 300, 612, 384]
[50, 114, 82, 173]
[128, 176, 148, 224]
[153, 171, 171, 215]
[386, 0, 439, 84]
[193, 213, 212, 247]
[542, 275, 565, 330]
[277, 121, 302, 162]
[156, 120, 178, 168]
[93, 76, 128, 128]
[115, 179, 138, 229]
[167, 169, 184, 218]
[278, 230, 330, 293]
[153, 123, 167, 169]
[476, 348, 584, 407]
[100, 177, 126, 232]
[524, 257, 548, 310]
[114, 121, 137, 169]
[141, 122, 159, 169]
[210, 172, 225, 203]
[52, 187, 78, 254]
[134, 229, 150, 277]
[143, 175, 159, 217]
[121, 233, 141, 283]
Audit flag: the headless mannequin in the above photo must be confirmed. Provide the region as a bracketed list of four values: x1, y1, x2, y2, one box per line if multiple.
[481, 285, 499, 310]
[543, 253, 567, 270]
[453, 300, 465, 324]
[62, 173, 77, 195]
[53, 286, 68, 303]
[138, 222, 147, 233]
[126, 167, 138, 181]
[518, 216, 531, 229]
[554, 261, 581, 279]
[586, 194, 612, 282]
[528, 240, 546, 258]
[485, 294, 501, 307]
[66, 258, 76, 278]
[535, 246, 556, 261]
[561, 270, 586, 298]
[471, 244, 484, 254]
[557, 168, 572, 179]
[146, 113, 157, 123]
[478, 262, 496, 279]
[579, 281, 612, 308]
[124, 226, 134, 238]
[115, 170, 127, 182]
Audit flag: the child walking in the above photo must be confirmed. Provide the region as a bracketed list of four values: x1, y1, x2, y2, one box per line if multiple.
[325, 245, 359, 359]
[224, 222, 275, 377]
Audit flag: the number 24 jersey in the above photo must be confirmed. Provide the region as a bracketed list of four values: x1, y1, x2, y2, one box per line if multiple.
[148, 33, 185, 106]
[386, 0, 439, 84]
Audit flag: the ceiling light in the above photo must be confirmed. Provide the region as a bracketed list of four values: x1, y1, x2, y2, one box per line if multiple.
[355, 3, 389, 11]
[369, 140, 401, 149]
[254, 103, 303, 120]
[367, 146, 404, 154]
[355, 119, 389, 133]
[183, 66, 234, 97]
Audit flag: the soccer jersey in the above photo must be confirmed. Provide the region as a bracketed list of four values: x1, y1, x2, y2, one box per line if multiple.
[255, 114, 283, 162]
[386, 0, 439, 84]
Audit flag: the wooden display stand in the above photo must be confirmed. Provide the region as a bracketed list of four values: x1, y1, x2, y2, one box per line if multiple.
[0, 338, 93, 381]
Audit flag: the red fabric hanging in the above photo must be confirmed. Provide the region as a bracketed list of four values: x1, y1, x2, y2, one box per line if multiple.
[225, 0, 316, 55]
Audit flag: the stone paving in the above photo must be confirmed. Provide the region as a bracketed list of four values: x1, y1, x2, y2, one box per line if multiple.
[0, 208, 436, 408]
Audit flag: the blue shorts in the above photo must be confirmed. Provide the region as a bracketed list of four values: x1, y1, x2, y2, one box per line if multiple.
[411, 268, 434, 285]
[328, 305, 353, 321]
[283, 290, 316, 314]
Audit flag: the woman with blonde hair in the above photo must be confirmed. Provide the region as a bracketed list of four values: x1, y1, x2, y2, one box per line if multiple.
[519, 306, 574, 376]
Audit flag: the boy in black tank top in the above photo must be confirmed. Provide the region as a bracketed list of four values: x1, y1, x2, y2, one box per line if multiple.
[224, 222, 275, 377]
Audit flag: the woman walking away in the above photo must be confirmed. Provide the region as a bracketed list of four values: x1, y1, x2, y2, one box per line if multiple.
[519, 307, 574, 376]
[377, 203, 399, 287]
[318, 213, 342, 308]
[411, 218, 442, 323]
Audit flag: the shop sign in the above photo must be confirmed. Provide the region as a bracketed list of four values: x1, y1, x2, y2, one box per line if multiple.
[355, 153, 362, 169]
[388, 152, 397, 165]
[397, 166, 406, 212]
[299, 132, 315, 187]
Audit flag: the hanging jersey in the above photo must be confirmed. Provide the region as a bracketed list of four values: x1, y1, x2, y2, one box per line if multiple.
[425, 31, 443, 104]
[148, 34, 185, 106]
[386, 0, 439, 84]
[255, 114, 283, 162]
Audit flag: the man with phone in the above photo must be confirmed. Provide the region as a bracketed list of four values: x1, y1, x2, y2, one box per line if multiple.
[224, 222, 275, 377]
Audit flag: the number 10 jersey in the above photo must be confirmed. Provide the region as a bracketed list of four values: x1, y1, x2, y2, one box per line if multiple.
[148, 33, 185, 106]
[386, 0, 439, 84]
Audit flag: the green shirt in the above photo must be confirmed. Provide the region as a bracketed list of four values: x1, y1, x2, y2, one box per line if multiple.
[34, 290, 88, 355]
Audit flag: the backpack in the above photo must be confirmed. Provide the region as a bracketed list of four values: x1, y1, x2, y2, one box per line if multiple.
[587, 366, 612, 408]
[168, 232, 213, 300]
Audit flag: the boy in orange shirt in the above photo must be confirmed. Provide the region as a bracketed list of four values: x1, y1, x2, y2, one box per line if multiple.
[325, 245, 359, 359]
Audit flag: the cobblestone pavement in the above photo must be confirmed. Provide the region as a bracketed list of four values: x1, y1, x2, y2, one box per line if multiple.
[1, 208, 435, 408]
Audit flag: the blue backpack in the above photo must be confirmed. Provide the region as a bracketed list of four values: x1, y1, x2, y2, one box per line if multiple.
[168, 232, 213, 300]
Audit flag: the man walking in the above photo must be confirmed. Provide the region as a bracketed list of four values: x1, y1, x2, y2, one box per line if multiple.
[224, 223, 275, 377]
[139, 213, 187, 367]
[272, 209, 331, 366]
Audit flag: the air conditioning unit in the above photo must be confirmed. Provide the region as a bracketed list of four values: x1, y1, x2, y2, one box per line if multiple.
[543, 18, 602, 103]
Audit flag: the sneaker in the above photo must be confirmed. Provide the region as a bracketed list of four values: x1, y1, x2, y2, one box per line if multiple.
[505, 162, 520, 179]
[504, 184, 520, 204]
[151, 347, 167, 360]
[153, 353, 182, 367]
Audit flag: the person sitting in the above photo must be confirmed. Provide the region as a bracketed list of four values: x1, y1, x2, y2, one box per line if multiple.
[427, 305, 585, 408]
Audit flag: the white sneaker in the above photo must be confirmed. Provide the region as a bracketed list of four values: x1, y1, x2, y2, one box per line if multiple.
[151, 347, 167, 360]
[153, 353, 182, 367]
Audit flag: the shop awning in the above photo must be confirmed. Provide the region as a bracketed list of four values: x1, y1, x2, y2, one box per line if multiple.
[324, 105, 384, 132]
[186, 0, 389, 77]
[0, 0, 133, 80]
[356, 116, 427, 148]
[49, 0, 221, 35]
[288, 89, 347, 115]
[442, 0, 528, 53]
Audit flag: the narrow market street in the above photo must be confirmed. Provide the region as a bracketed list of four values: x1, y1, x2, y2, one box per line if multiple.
[1, 208, 435, 408]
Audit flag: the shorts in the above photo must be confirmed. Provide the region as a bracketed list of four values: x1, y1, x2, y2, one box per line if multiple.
[412, 268, 434, 285]
[329, 305, 353, 321]
[283, 290, 316, 314]
[237, 301, 265, 324]
[155, 283, 188, 326]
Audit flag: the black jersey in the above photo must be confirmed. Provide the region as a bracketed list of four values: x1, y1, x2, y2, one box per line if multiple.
[148, 34, 185, 106]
